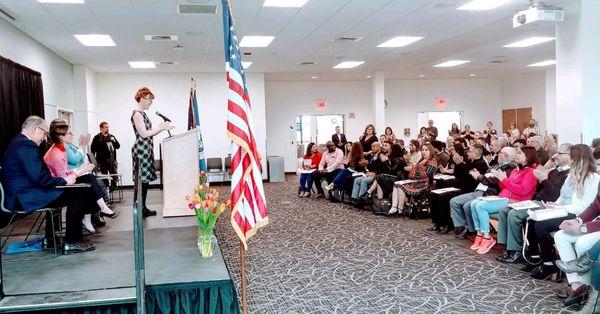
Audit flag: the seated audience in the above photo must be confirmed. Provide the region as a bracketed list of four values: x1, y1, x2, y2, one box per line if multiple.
[407, 140, 422, 165]
[431, 140, 450, 168]
[43, 119, 118, 234]
[429, 144, 489, 233]
[418, 127, 429, 142]
[299, 142, 322, 197]
[389, 143, 438, 214]
[544, 134, 558, 157]
[1, 116, 97, 253]
[468, 146, 539, 254]
[384, 127, 396, 143]
[528, 135, 550, 165]
[323, 142, 367, 196]
[496, 143, 573, 264]
[547, 156, 600, 306]
[379, 134, 387, 144]
[351, 142, 389, 207]
[508, 122, 520, 141]
[450, 147, 518, 239]
[528, 145, 599, 285]
[313, 141, 344, 198]
[556, 238, 600, 312]
[449, 123, 460, 138]
[364, 143, 406, 201]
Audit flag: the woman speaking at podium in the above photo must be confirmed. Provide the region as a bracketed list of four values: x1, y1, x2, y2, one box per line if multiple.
[131, 87, 174, 217]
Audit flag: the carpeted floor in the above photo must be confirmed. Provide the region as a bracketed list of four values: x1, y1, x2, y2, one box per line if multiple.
[214, 176, 577, 313]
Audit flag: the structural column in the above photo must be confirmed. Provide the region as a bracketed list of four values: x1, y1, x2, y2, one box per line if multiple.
[555, 0, 600, 144]
[72, 65, 98, 137]
[371, 71, 386, 133]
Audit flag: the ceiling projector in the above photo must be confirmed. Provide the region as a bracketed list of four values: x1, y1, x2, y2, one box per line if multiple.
[513, 5, 564, 28]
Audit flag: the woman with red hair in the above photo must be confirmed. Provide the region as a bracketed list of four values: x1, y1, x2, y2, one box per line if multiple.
[131, 87, 174, 217]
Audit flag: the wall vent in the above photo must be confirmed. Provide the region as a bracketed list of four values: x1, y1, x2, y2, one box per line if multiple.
[299, 61, 316, 66]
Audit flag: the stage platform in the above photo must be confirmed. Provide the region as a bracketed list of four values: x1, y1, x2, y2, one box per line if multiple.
[0, 190, 239, 313]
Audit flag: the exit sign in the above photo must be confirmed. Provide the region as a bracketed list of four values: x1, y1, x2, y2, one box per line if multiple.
[316, 99, 327, 112]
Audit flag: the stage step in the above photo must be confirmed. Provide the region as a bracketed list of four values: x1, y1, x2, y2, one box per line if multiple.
[0, 287, 136, 312]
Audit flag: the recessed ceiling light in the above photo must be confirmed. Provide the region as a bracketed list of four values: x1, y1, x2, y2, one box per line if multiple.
[457, 0, 510, 11]
[74, 34, 115, 46]
[239, 36, 275, 47]
[311, 76, 317, 79]
[433, 60, 470, 67]
[333, 61, 364, 69]
[503, 37, 555, 48]
[241, 61, 253, 69]
[469, 73, 476, 77]
[377, 36, 423, 48]
[419, 74, 425, 77]
[39, 0, 84, 3]
[263, 0, 308, 7]
[366, 75, 372, 78]
[527, 60, 556, 67]
[129, 61, 155, 69]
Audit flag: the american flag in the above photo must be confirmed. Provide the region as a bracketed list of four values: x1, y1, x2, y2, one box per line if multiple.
[187, 84, 207, 173]
[222, 0, 268, 249]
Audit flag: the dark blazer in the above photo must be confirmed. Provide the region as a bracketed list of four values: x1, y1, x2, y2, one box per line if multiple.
[1, 134, 66, 212]
[331, 133, 347, 151]
[91, 133, 120, 172]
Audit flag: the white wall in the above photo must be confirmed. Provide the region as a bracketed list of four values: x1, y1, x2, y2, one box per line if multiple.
[386, 78, 502, 144]
[0, 18, 74, 120]
[265, 81, 374, 172]
[500, 70, 547, 133]
[95, 72, 266, 185]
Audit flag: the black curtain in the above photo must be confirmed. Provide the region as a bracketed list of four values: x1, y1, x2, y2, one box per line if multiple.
[0, 55, 45, 161]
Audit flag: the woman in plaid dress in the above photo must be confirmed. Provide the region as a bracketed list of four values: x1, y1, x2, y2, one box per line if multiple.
[131, 87, 174, 217]
[389, 143, 438, 214]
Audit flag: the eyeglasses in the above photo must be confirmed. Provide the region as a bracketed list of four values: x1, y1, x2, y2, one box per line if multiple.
[143, 97, 153, 104]
[36, 127, 49, 137]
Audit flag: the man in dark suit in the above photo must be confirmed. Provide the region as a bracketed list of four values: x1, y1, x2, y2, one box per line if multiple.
[426, 119, 438, 141]
[91, 121, 120, 175]
[331, 126, 347, 152]
[1, 116, 96, 253]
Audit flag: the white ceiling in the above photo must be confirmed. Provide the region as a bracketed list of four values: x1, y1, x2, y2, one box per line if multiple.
[0, 0, 568, 80]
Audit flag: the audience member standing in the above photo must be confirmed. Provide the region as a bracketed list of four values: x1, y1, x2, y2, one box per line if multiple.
[130, 87, 174, 217]
[449, 123, 460, 138]
[359, 124, 378, 158]
[91, 122, 120, 175]
[331, 126, 347, 152]
[523, 119, 541, 137]
[426, 120, 438, 141]
[508, 122, 520, 141]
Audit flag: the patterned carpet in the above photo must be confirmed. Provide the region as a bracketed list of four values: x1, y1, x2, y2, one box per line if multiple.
[214, 176, 576, 313]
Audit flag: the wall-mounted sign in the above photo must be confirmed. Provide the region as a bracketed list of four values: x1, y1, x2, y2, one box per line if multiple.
[436, 97, 446, 108]
[316, 99, 327, 112]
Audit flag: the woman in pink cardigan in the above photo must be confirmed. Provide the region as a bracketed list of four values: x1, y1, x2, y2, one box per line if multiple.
[44, 119, 118, 233]
[468, 146, 540, 254]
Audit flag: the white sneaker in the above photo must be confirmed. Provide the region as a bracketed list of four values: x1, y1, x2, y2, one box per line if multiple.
[323, 183, 334, 191]
[321, 181, 330, 199]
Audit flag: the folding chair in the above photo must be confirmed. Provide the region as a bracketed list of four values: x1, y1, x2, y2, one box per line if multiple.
[87, 153, 123, 203]
[0, 179, 61, 258]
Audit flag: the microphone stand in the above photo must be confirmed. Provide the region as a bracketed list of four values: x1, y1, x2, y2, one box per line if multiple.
[160, 117, 173, 138]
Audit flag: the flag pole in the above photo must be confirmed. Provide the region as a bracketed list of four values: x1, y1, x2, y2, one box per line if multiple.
[240, 241, 247, 314]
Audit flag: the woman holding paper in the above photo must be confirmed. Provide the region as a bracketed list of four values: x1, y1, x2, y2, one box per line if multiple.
[468, 146, 539, 254]
[44, 119, 118, 233]
[299, 143, 321, 197]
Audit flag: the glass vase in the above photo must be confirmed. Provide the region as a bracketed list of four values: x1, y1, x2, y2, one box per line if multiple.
[197, 228, 217, 258]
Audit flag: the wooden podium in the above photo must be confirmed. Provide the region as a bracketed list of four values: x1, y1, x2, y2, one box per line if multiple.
[162, 128, 201, 217]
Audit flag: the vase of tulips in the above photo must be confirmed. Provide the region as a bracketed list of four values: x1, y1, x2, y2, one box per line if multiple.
[186, 172, 229, 258]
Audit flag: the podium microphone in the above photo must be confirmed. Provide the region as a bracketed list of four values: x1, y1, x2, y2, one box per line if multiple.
[155, 111, 171, 122]
[155, 111, 172, 137]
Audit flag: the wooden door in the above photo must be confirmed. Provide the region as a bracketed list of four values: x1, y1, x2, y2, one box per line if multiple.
[502, 107, 532, 135]
[502, 109, 517, 133]
[516, 107, 533, 133]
